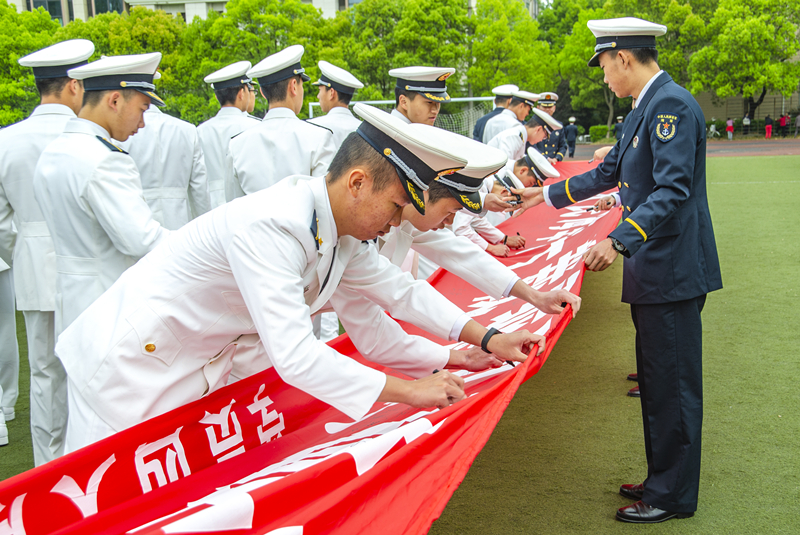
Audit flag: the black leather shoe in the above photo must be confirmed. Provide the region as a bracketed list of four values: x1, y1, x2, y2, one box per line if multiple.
[627, 372, 638, 381]
[619, 483, 644, 500]
[628, 385, 640, 397]
[616, 501, 694, 523]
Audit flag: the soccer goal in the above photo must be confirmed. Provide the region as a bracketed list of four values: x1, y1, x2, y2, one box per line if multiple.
[308, 96, 495, 137]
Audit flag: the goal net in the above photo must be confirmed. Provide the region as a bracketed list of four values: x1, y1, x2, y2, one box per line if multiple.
[308, 97, 495, 137]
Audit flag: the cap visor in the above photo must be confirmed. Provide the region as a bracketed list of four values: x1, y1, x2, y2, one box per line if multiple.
[300, 73, 311, 82]
[588, 52, 602, 67]
[402, 177, 426, 214]
[448, 188, 482, 214]
[137, 88, 165, 107]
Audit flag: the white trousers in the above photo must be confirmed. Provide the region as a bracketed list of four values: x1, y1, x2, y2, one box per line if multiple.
[23, 310, 67, 465]
[0, 269, 19, 419]
[64, 378, 116, 454]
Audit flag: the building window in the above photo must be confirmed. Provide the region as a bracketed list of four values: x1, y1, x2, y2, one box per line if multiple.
[32, 0, 64, 24]
[94, 0, 123, 14]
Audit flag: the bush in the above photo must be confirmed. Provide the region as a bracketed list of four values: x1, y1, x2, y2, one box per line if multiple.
[577, 125, 585, 135]
[589, 125, 609, 142]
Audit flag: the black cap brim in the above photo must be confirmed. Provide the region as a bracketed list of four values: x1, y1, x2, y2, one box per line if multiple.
[401, 177, 426, 214]
[588, 51, 602, 67]
[135, 88, 165, 107]
[446, 188, 482, 214]
[419, 91, 451, 103]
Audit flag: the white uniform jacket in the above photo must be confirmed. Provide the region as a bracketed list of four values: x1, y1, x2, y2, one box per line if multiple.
[390, 109, 412, 124]
[452, 176, 506, 249]
[330, 220, 521, 368]
[55, 176, 467, 431]
[33, 118, 170, 333]
[227, 107, 336, 200]
[488, 124, 527, 162]
[120, 106, 211, 230]
[197, 107, 260, 208]
[483, 109, 522, 144]
[308, 106, 362, 150]
[0, 104, 75, 310]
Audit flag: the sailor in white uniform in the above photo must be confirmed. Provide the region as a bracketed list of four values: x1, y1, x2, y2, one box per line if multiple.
[388, 66, 455, 125]
[347, 125, 581, 361]
[308, 61, 363, 149]
[488, 108, 563, 161]
[33, 52, 170, 338]
[56, 104, 543, 451]
[307, 61, 365, 340]
[227, 45, 337, 200]
[197, 61, 260, 207]
[0, 39, 94, 463]
[120, 102, 211, 230]
[482, 90, 539, 144]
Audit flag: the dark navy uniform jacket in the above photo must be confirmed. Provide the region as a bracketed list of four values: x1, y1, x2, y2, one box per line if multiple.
[564, 124, 579, 142]
[547, 72, 722, 304]
[533, 128, 568, 161]
[473, 107, 504, 141]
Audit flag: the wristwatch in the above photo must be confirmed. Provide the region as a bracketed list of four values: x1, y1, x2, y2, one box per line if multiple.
[610, 237, 627, 254]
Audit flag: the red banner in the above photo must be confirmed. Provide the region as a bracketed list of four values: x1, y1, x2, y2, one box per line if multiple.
[0, 162, 619, 535]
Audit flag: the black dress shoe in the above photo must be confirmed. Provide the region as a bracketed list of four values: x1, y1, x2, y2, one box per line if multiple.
[619, 483, 644, 500]
[616, 501, 694, 523]
[628, 385, 640, 397]
[627, 372, 638, 381]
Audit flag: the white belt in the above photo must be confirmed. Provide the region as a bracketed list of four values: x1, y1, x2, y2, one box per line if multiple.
[56, 255, 99, 275]
[142, 187, 187, 200]
[19, 221, 50, 237]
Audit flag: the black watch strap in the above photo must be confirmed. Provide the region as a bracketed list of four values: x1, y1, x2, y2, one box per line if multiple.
[610, 237, 626, 253]
[481, 327, 502, 353]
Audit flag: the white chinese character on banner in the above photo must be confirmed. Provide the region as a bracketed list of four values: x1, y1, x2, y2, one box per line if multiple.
[0, 494, 26, 534]
[247, 385, 285, 445]
[134, 427, 191, 493]
[200, 399, 245, 462]
[50, 454, 116, 518]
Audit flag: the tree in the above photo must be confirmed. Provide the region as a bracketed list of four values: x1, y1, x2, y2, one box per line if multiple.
[469, 0, 557, 97]
[688, 0, 800, 117]
[558, 8, 632, 131]
[0, 0, 59, 126]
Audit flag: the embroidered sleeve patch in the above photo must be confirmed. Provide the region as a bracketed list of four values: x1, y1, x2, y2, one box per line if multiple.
[654, 113, 680, 142]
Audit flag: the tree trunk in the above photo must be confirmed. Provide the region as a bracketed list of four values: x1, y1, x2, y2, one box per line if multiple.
[747, 86, 768, 117]
[604, 86, 615, 137]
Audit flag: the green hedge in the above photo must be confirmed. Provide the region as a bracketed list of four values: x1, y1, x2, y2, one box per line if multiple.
[589, 125, 609, 142]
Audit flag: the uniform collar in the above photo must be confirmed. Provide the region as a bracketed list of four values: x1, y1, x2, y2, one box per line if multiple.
[634, 70, 664, 108]
[390, 108, 412, 124]
[216, 106, 247, 117]
[64, 117, 112, 139]
[146, 103, 162, 114]
[30, 103, 76, 118]
[500, 108, 517, 120]
[307, 176, 338, 254]
[325, 106, 355, 118]
[263, 107, 298, 121]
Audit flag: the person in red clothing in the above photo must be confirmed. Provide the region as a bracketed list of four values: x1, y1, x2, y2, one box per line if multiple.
[725, 117, 734, 140]
[779, 114, 788, 137]
[765, 115, 773, 138]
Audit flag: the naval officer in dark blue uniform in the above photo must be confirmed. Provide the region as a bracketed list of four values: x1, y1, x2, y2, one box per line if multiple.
[472, 84, 518, 141]
[510, 17, 722, 524]
[532, 92, 568, 163]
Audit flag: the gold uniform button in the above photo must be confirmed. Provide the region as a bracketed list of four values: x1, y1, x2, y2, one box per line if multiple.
[145, 343, 156, 352]
[627, 206, 632, 211]
[624, 182, 629, 187]
[618, 181, 622, 188]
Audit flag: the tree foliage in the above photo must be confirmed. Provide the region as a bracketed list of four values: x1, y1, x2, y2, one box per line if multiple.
[1, 0, 798, 127]
[0, 0, 59, 125]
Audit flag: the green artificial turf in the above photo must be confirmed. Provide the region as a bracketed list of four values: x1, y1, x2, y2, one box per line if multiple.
[2, 157, 799, 534]
[430, 155, 800, 534]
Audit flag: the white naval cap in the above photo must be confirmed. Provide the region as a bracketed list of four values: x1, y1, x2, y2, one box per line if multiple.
[495, 168, 524, 191]
[248, 45, 310, 86]
[312, 61, 363, 95]
[389, 66, 456, 103]
[528, 107, 563, 134]
[18, 39, 95, 80]
[511, 90, 540, 107]
[68, 52, 165, 107]
[408, 124, 508, 214]
[524, 146, 560, 185]
[537, 92, 559, 107]
[353, 103, 468, 215]
[587, 17, 667, 67]
[492, 84, 519, 97]
[204, 61, 252, 90]
[569, 116, 576, 123]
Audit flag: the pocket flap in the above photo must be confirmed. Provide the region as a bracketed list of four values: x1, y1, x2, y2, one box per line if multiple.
[126, 306, 183, 366]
